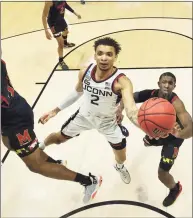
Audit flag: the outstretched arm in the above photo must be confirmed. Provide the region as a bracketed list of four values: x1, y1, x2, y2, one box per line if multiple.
[65, 2, 81, 19]
[116, 76, 140, 128]
[39, 67, 86, 124]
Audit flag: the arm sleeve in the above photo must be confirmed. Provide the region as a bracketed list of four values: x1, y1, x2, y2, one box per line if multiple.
[58, 89, 83, 110]
[133, 89, 154, 103]
[65, 2, 74, 13]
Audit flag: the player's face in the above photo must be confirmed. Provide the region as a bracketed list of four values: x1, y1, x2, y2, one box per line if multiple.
[94, 45, 117, 71]
[158, 76, 176, 96]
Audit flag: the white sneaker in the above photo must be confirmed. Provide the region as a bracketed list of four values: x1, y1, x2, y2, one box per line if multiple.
[83, 173, 102, 204]
[114, 164, 131, 184]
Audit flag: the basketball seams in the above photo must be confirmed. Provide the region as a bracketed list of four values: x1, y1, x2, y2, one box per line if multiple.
[144, 119, 170, 130]
[138, 98, 176, 137]
[138, 113, 176, 117]
[140, 100, 169, 111]
[143, 99, 152, 136]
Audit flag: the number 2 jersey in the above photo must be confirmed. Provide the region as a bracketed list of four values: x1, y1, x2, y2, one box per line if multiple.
[1, 60, 34, 134]
[80, 64, 125, 118]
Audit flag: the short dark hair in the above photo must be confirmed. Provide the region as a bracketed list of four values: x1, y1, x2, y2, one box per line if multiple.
[94, 37, 121, 55]
[159, 72, 176, 83]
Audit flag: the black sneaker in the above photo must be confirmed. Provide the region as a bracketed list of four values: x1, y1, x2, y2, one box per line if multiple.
[59, 61, 69, 70]
[143, 135, 156, 147]
[64, 42, 75, 48]
[163, 182, 182, 207]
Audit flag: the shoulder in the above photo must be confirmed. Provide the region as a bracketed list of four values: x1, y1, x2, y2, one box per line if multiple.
[172, 96, 186, 113]
[78, 64, 93, 81]
[44, 1, 53, 7]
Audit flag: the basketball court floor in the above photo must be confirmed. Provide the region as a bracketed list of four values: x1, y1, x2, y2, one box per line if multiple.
[1, 1, 192, 217]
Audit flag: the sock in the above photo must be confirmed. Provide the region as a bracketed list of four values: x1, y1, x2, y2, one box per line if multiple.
[46, 156, 58, 164]
[39, 141, 45, 150]
[116, 162, 124, 169]
[171, 182, 179, 191]
[74, 173, 92, 186]
[59, 57, 63, 63]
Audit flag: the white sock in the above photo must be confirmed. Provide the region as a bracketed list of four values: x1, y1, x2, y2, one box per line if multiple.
[115, 162, 124, 169]
[39, 141, 45, 150]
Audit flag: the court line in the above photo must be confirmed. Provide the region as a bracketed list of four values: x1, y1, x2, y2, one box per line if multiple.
[1, 17, 192, 40]
[35, 82, 46, 85]
[60, 200, 175, 218]
[1, 28, 192, 164]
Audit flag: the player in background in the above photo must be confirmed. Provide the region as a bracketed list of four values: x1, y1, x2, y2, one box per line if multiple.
[42, 1, 81, 70]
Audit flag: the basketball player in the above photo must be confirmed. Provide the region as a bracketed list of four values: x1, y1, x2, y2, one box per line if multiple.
[42, 1, 81, 70]
[1, 59, 102, 204]
[119, 72, 192, 206]
[38, 37, 143, 184]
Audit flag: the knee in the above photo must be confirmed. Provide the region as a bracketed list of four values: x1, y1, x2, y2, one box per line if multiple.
[62, 29, 68, 36]
[27, 163, 40, 173]
[50, 132, 66, 144]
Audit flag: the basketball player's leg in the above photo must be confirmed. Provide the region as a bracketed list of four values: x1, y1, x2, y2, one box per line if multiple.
[61, 19, 75, 48]
[2, 129, 74, 180]
[39, 109, 81, 150]
[158, 139, 183, 206]
[99, 119, 130, 183]
[39, 109, 102, 199]
[49, 24, 68, 70]
[2, 129, 101, 203]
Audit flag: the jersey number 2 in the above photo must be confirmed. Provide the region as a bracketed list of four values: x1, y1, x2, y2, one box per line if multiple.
[91, 94, 99, 105]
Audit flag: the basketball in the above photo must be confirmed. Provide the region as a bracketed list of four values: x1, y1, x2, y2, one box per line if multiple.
[138, 97, 176, 138]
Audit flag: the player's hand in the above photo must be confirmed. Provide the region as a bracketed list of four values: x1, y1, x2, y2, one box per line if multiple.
[116, 107, 124, 124]
[170, 122, 182, 138]
[149, 132, 169, 140]
[45, 30, 52, 40]
[38, 110, 58, 124]
[76, 14, 81, 19]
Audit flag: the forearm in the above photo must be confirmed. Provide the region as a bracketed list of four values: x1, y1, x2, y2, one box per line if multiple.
[178, 124, 193, 139]
[65, 3, 74, 13]
[58, 89, 83, 111]
[42, 15, 48, 30]
[125, 107, 139, 128]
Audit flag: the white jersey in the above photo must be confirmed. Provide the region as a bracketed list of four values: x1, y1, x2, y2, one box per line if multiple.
[79, 64, 125, 118]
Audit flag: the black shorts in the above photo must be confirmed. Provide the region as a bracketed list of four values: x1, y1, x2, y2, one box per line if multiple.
[2, 127, 39, 158]
[48, 19, 68, 37]
[144, 135, 184, 171]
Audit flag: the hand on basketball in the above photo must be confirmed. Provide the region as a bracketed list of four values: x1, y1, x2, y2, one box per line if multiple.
[45, 30, 52, 40]
[170, 122, 182, 138]
[149, 132, 169, 140]
[38, 110, 57, 124]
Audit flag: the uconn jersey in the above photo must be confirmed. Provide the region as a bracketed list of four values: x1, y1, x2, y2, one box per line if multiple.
[80, 64, 124, 117]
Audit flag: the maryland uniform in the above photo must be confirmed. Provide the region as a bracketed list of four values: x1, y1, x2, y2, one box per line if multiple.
[61, 64, 127, 144]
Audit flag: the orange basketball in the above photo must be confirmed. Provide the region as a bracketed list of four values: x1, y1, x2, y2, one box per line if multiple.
[138, 97, 176, 138]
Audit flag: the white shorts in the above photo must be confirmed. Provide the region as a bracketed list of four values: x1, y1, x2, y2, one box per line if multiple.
[61, 109, 125, 144]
